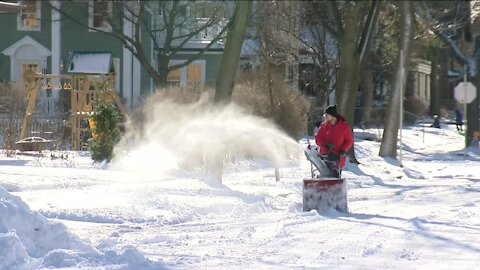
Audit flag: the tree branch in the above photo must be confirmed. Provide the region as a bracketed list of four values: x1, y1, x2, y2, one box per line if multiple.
[171, 17, 221, 41]
[437, 30, 476, 76]
[417, 2, 476, 76]
[168, 24, 229, 72]
[357, 0, 380, 65]
[327, 1, 344, 37]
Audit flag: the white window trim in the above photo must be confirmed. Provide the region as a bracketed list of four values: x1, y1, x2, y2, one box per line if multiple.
[167, 60, 206, 86]
[17, 0, 41, 31]
[88, 0, 113, 32]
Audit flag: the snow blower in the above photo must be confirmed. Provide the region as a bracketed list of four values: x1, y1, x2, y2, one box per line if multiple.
[302, 139, 348, 213]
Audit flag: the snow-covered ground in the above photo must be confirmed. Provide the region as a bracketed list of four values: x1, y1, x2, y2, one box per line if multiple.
[1, 120, 480, 269]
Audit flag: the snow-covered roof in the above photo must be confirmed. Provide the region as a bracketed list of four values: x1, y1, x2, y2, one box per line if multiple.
[67, 51, 112, 74]
[0, 1, 22, 13]
[240, 39, 259, 57]
[2, 36, 51, 57]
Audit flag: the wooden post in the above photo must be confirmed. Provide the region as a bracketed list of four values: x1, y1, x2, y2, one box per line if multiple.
[20, 78, 41, 139]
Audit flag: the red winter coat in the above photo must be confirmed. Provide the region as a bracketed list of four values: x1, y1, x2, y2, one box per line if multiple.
[315, 114, 353, 168]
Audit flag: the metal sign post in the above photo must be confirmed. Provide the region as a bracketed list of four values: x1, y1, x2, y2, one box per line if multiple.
[464, 65, 468, 156]
[399, 51, 404, 167]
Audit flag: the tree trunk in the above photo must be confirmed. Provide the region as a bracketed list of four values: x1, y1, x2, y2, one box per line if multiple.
[360, 67, 374, 127]
[155, 54, 170, 89]
[429, 46, 440, 116]
[466, 81, 480, 146]
[379, 1, 413, 158]
[465, 39, 480, 146]
[214, 0, 251, 104]
[336, 36, 361, 164]
[266, 63, 275, 116]
[335, 5, 362, 125]
[204, 0, 251, 184]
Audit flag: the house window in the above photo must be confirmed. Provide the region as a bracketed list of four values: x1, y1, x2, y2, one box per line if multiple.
[89, 0, 112, 31]
[167, 68, 181, 86]
[17, 0, 41, 31]
[187, 64, 202, 84]
[167, 60, 206, 86]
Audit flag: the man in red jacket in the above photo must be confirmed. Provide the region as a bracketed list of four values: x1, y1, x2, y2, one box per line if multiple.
[315, 105, 353, 177]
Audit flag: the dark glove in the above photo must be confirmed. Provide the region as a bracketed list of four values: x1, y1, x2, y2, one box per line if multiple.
[327, 152, 339, 162]
[339, 151, 347, 158]
[325, 143, 335, 151]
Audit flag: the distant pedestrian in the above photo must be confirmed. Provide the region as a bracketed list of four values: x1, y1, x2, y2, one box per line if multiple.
[455, 109, 463, 131]
[431, 114, 441, 128]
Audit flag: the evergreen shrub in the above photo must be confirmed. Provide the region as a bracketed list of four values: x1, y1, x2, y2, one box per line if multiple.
[89, 101, 120, 162]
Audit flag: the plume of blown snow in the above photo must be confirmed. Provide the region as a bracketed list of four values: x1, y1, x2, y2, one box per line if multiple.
[111, 94, 302, 175]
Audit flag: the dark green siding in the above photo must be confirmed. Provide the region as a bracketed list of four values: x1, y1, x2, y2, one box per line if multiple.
[60, 2, 125, 96]
[0, 1, 52, 81]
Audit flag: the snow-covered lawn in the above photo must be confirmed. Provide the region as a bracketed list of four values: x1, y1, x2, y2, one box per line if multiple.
[1, 124, 479, 269]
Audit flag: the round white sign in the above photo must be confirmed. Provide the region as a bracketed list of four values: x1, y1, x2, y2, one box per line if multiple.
[454, 82, 477, 104]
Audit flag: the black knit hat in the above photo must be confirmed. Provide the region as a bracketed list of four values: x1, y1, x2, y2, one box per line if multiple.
[324, 105, 337, 117]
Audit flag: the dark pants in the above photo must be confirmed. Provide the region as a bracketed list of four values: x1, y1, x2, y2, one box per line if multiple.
[326, 162, 342, 178]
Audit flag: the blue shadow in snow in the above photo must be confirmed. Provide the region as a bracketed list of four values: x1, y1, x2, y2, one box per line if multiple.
[335, 212, 480, 254]
[0, 159, 29, 166]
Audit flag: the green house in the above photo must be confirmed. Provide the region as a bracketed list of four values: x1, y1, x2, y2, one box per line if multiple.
[0, 1, 228, 115]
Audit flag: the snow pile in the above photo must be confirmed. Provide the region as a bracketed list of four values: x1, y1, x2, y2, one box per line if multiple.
[0, 185, 94, 269]
[0, 232, 34, 269]
[112, 98, 302, 177]
[0, 185, 165, 269]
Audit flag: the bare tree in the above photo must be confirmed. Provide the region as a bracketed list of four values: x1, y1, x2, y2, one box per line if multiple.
[50, 1, 230, 88]
[202, 0, 251, 184]
[254, 1, 301, 114]
[313, 0, 380, 125]
[419, 1, 480, 146]
[359, 3, 399, 127]
[298, 23, 339, 104]
[379, 1, 414, 158]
